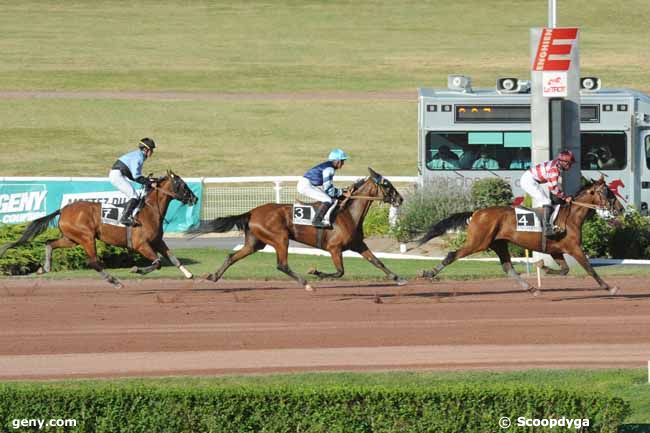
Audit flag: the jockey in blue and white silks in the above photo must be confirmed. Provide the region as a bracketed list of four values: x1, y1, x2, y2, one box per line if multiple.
[108, 137, 156, 226]
[297, 148, 348, 228]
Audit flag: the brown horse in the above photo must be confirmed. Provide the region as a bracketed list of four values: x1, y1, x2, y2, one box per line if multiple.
[416, 177, 624, 295]
[0, 170, 198, 288]
[189, 168, 405, 290]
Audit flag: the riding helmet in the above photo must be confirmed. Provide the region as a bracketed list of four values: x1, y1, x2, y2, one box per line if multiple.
[139, 137, 156, 150]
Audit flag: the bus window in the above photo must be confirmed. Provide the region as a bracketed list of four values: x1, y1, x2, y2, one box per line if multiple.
[425, 131, 531, 171]
[646, 135, 650, 169]
[580, 131, 626, 170]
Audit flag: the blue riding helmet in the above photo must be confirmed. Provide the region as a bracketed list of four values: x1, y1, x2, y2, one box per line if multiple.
[328, 148, 349, 161]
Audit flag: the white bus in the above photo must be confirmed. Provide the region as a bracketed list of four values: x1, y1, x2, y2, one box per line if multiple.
[418, 77, 650, 213]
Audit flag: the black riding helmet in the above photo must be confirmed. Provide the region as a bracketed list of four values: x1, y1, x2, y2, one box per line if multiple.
[139, 137, 156, 151]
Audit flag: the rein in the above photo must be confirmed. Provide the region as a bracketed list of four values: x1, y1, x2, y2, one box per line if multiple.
[570, 200, 607, 211]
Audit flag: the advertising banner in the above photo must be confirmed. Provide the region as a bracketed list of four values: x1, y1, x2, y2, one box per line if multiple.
[0, 178, 202, 232]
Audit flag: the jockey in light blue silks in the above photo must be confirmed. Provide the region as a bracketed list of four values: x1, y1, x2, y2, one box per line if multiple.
[297, 148, 349, 228]
[108, 137, 156, 226]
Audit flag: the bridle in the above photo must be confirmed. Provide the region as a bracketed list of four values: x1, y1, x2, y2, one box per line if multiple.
[571, 183, 619, 214]
[342, 176, 400, 206]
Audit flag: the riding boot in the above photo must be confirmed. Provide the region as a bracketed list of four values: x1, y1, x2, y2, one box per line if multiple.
[312, 202, 330, 228]
[120, 198, 138, 226]
[543, 204, 556, 237]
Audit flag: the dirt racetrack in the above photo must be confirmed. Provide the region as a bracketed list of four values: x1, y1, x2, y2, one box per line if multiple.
[1, 275, 649, 380]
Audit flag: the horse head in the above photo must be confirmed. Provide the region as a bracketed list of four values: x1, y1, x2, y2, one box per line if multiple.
[577, 176, 625, 217]
[365, 167, 403, 207]
[154, 170, 198, 206]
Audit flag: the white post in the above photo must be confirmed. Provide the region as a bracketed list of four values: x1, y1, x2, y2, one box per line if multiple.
[548, 0, 557, 28]
[274, 181, 282, 204]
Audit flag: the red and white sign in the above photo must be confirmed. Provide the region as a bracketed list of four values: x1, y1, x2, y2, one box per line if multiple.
[542, 71, 568, 97]
[533, 27, 578, 71]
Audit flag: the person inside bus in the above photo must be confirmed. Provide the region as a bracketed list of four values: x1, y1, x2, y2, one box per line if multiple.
[508, 147, 531, 170]
[427, 145, 460, 170]
[458, 144, 478, 169]
[595, 144, 618, 169]
[471, 147, 500, 170]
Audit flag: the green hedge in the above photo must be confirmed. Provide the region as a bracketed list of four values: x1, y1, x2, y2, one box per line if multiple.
[0, 224, 145, 275]
[0, 383, 630, 433]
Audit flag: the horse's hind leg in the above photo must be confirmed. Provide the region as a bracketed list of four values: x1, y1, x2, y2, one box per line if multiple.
[42, 237, 77, 273]
[270, 237, 311, 291]
[420, 224, 492, 279]
[208, 233, 265, 282]
[80, 239, 123, 289]
[490, 240, 537, 295]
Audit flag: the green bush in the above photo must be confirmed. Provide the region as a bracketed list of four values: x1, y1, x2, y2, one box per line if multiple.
[393, 185, 473, 242]
[607, 210, 650, 259]
[0, 223, 145, 275]
[471, 178, 513, 209]
[362, 204, 391, 236]
[0, 382, 630, 433]
[582, 216, 614, 258]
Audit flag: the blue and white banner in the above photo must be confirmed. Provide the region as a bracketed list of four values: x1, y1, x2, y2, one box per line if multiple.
[0, 178, 202, 232]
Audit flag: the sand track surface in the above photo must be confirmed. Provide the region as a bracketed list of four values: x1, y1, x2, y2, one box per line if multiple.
[1, 276, 649, 379]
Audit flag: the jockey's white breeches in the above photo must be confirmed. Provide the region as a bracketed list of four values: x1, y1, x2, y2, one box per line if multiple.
[520, 170, 551, 207]
[297, 177, 333, 203]
[109, 169, 138, 200]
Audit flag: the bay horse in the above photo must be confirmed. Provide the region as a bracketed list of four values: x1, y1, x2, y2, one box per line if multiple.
[0, 170, 198, 288]
[416, 177, 624, 296]
[189, 167, 405, 290]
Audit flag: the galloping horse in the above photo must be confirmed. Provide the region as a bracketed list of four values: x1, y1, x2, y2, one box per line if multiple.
[190, 168, 405, 290]
[0, 170, 198, 288]
[417, 177, 624, 295]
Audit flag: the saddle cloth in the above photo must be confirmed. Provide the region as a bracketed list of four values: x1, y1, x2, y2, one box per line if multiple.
[514, 205, 560, 233]
[292, 203, 336, 227]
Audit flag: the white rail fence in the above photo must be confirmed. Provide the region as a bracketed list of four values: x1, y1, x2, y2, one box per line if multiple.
[201, 175, 420, 220]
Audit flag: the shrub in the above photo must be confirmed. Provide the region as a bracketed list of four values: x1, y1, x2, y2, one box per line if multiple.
[362, 204, 391, 236]
[392, 185, 472, 242]
[471, 177, 513, 209]
[581, 216, 614, 258]
[607, 210, 650, 259]
[0, 223, 145, 275]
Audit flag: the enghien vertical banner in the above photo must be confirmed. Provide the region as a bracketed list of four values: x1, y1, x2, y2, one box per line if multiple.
[0, 178, 202, 232]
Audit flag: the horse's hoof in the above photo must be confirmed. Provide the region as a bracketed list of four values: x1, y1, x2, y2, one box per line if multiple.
[130, 266, 139, 273]
[417, 270, 433, 279]
[185, 274, 194, 280]
[529, 287, 541, 297]
[114, 282, 123, 289]
[395, 278, 408, 286]
[304, 284, 314, 292]
[608, 286, 619, 296]
[36, 266, 45, 275]
[307, 267, 317, 275]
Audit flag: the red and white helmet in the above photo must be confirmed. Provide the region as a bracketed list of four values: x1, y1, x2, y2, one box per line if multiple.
[557, 150, 576, 164]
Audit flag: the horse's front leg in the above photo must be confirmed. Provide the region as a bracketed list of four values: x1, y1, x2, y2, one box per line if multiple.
[308, 247, 344, 279]
[130, 242, 162, 275]
[153, 239, 192, 279]
[351, 241, 406, 285]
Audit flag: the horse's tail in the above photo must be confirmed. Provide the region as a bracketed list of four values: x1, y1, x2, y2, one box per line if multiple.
[0, 209, 61, 257]
[416, 211, 474, 246]
[188, 212, 251, 235]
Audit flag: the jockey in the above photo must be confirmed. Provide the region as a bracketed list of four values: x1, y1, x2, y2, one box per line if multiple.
[297, 148, 349, 228]
[520, 150, 575, 236]
[108, 137, 156, 226]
